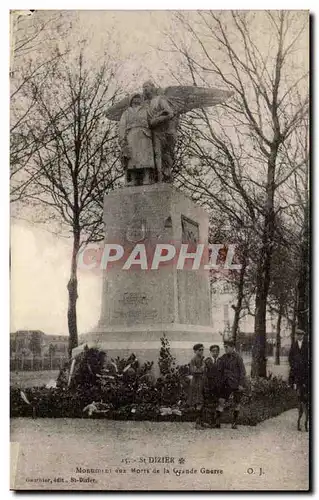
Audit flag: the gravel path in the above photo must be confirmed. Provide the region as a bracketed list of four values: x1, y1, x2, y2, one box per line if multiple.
[11, 409, 309, 491]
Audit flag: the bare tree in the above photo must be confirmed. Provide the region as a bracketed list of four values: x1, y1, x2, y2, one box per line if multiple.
[280, 115, 309, 336]
[19, 50, 123, 355]
[166, 10, 309, 376]
[10, 10, 73, 201]
[268, 225, 298, 364]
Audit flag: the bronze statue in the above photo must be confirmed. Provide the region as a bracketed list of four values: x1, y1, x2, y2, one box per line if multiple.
[106, 81, 233, 185]
[118, 93, 156, 186]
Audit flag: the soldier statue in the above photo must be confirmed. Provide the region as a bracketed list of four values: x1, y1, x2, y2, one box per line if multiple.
[106, 80, 233, 186]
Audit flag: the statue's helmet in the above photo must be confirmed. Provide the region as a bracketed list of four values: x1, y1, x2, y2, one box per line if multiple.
[142, 80, 156, 98]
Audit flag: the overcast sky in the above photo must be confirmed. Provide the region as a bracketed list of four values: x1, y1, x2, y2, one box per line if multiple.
[11, 10, 177, 335]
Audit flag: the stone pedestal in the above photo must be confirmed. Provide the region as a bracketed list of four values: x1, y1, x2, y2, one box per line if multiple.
[78, 183, 220, 365]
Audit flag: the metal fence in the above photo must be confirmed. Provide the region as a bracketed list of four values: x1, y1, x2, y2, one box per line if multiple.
[10, 356, 68, 371]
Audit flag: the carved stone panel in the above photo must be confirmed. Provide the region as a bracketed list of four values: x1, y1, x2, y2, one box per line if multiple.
[181, 215, 199, 243]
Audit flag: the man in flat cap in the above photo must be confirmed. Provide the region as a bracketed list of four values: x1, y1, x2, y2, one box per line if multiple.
[289, 329, 309, 393]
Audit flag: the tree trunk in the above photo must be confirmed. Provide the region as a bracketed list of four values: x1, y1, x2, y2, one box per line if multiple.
[296, 207, 309, 333]
[251, 272, 268, 377]
[275, 303, 283, 365]
[231, 253, 247, 346]
[251, 148, 277, 378]
[291, 287, 298, 346]
[67, 231, 80, 357]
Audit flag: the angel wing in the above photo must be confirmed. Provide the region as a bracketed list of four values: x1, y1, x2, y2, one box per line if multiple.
[105, 85, 233, 121]
[163, 86, 234, 115]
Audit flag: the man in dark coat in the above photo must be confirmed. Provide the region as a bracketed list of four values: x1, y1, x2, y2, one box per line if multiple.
[215, 339, 247, 429]
[196, 345, 221, 429]
[289, 329, 309, 393]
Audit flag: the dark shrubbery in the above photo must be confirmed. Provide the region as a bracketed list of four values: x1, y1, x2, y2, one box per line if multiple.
[10, 340, 298, 425]
[10, 377, 297, 424]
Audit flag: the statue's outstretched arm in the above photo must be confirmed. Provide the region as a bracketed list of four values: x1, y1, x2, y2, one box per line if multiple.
[105, 96, 130, 122]
[150, 111, 174, 128]
[118, 111, 127, 146]
[149, 96, 175, 128]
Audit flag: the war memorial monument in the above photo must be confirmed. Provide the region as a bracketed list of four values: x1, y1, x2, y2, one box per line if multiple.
[78, 80, 233, 363]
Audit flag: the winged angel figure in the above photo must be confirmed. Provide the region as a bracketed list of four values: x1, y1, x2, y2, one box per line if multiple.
[105, 81, 233, 185]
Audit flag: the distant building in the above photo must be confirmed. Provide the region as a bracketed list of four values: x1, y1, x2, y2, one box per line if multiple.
[10, 330, 69, 371]
[211, 285, 292, 348]
[41, 334, 69, 356]
[10, 330, 44, 356]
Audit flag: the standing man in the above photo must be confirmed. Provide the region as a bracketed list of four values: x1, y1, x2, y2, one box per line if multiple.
[215, 339, 247, 430]
[197, 345, 221, 429]
[289, 329, 309, 391]
[142, 81, 177, 182]
[187, 343, 205, 429]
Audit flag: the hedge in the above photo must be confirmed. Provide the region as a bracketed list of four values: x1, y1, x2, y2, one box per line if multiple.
[10, 378, 298, 426]
[10, 342, 298, 425]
